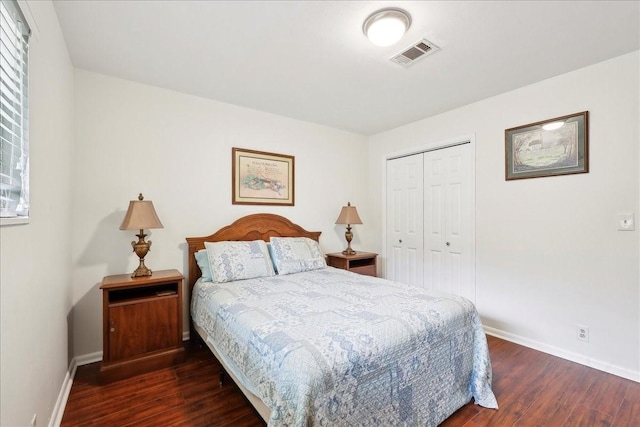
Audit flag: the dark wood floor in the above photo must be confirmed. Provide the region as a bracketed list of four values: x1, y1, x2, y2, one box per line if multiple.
[61, 336, 640, 426]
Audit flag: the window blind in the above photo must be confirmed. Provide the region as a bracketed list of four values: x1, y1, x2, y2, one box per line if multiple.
[0, 0, 30, 218]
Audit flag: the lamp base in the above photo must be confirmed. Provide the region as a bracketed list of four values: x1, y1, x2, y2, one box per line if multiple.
[130, 230, 153, 278]
[131, 261, 153, 278]
[342, 225, 357, 256]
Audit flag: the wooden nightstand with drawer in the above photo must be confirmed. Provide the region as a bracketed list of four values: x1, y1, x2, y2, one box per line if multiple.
[100, 269, 185, 383]
[326, 252, 377, 277]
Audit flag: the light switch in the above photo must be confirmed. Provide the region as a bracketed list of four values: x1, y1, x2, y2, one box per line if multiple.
[617, 213, 635, 231]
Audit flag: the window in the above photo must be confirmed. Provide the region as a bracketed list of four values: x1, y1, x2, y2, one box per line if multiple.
[0, 0, 30, 218]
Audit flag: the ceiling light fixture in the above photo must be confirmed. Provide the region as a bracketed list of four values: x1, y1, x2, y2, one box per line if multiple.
[363, 8, 411, 47]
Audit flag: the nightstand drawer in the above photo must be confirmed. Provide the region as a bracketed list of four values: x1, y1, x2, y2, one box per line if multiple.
[326, 252, 377, 277]
[350, 264, 376, 277]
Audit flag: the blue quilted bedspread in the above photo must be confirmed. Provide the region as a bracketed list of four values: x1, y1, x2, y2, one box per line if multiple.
[192, 267, 498, 426]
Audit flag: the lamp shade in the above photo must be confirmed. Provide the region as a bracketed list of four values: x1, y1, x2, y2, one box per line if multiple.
[335, 202, 363, 225]
[119, 193, 164, 230]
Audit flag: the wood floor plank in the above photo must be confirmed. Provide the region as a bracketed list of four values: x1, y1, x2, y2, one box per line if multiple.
[613, 399, 640, 426]
[61, 337, 640, 427]
[563, 404, 613, 427]
[579, 370, 629, 417]
[63, 374, 182, 423]
[515, 400, 575, 427]
[66, 367, 177, 405]
[613, 380, 640, 426]
[439, 401, 481, 426]
[515, 358, 595, 425]
[93, 393, 187, 427]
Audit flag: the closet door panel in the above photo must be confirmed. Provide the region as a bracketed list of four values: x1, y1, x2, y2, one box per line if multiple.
[423, 144, 475, 302]
[386, 155, 424, 287]
[424, 152, 446, 292]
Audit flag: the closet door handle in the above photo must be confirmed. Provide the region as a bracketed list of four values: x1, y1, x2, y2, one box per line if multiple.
[446, 242, 450, 246]
[399, 239, 402, 243]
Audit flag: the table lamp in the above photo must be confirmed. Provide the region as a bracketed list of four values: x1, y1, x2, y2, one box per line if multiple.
[120, 193, 164, 277]
[335, 202, 363, 255]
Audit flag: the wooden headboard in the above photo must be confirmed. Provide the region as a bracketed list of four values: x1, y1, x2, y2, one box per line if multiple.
[185, 213, 321, 292]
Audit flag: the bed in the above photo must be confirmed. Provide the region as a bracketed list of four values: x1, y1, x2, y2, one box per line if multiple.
[186, 213, 497, 426]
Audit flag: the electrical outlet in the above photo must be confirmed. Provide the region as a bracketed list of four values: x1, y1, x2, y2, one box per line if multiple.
[576, 325, 589, 342]
[30, 414, 36, 427]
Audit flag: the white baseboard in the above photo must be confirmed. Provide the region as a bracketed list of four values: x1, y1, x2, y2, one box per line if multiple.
[483, 325, 639, 382]
[75, 351, 103, 366]
[48, 359, 76, 427]
[48, 352, 101, 427]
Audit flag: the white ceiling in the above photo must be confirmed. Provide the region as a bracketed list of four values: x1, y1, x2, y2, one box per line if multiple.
[52, 1, 640, 135]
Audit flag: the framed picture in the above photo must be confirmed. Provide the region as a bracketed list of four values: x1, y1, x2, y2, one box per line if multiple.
[232, 147, 295, 206]
[505, 111, 589, 180]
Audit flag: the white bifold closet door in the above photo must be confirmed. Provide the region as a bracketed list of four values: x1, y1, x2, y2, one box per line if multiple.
[386, 154, 424, 287]
[386, 142, 475, 302]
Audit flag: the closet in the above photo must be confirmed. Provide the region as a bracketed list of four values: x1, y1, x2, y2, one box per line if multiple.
[386, 142, 475, 302]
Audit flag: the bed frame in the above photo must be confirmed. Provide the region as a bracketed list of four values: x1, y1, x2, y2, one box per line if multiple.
[185, 213, 321, 421]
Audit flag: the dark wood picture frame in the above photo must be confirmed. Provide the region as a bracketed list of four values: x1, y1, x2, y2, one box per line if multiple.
[232, 147, 295, 206]
[505, 111, 589, 180]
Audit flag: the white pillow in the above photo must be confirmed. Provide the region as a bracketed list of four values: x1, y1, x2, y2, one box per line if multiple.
[194, 249, 212, 281]
[204, 240, 275, 283]
[269, 237, 326, 275]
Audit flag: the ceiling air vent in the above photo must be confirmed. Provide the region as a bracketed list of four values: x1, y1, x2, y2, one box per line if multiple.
[391, 39, 439, 67]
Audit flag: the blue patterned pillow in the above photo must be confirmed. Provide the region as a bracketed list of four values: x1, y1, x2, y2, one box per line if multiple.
[195, 249, 212, 282]
[204, 240, 275, 283]
[269, 237, 326, 275]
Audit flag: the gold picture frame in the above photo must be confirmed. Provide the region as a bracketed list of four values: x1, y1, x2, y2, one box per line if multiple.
[232, 147, 295, 206]
[505, 111, 589, 180]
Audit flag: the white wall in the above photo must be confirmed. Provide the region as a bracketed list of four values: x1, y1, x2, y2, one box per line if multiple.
[0, 1, 74, 425]
[369, 51, 640, 380]
[71, 70, 371, 357]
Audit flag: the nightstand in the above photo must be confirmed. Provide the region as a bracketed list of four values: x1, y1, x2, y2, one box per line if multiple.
[326, 252, 378, 277]
[100, 269, 185, 383]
